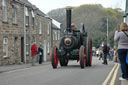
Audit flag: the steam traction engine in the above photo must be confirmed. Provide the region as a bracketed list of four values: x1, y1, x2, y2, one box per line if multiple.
[51, 7, 92, 69]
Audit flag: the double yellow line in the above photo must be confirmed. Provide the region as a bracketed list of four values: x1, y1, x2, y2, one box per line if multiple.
[102, 63, 120, 85]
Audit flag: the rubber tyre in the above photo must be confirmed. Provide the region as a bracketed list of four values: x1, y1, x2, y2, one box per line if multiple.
[83, 38, 88, 66]
[79, 46, 86, 69]
[60, 58, 68, 66]
[88, 39, 92, 66]
[51, 47, 59, 69]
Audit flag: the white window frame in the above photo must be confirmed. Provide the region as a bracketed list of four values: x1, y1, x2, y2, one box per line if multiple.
[2, 0, 7, 22]
[53, 32, 55, 40]
[25, 7, 29, 26]
[53, 30, 56, 40]
[58, 30, 60, 40]
[31, 10, 35, 17]
[39, 21, 42, 34]
[31, 10, 35, 27]
[53, 31, 57, 40]
[55, 31, 57, 40]
[12, 6, 17, 24]
[3, 38, 8, 58]
[47, 22, 50, 35]
[26, 36, 30, 55]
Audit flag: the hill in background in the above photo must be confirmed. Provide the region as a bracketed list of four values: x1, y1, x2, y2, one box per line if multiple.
[48, 4, 124, 48]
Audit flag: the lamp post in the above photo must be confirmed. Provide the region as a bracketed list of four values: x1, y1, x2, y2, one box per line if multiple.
[107, 18, 108, 46]
[125, 0, 128, 24]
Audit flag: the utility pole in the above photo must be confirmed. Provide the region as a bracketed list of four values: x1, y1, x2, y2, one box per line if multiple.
[107, 18, 108, 46]
[24, 5, 26, 64]
[126, 0, 128, 24]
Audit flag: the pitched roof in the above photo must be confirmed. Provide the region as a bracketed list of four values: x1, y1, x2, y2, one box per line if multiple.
[52, 19, 61, 29]
[18, 0, 32, 7]
[37, 10, 46, 17]
[15, 0, 46, 16]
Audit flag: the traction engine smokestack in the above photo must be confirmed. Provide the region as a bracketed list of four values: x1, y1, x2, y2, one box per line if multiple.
[66, 7, 72, 32]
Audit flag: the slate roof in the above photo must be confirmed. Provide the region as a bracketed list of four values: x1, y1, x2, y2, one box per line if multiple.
[15, 0, 61, 29]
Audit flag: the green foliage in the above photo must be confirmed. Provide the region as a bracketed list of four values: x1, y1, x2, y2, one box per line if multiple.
[48, 4, 124, 48]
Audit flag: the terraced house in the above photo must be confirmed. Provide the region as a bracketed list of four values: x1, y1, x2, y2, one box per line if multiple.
[0, 0, 61, 65]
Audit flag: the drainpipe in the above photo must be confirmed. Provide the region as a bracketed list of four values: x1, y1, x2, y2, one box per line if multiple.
[51, 21, 53, 48]
[24, 5, 26, 64]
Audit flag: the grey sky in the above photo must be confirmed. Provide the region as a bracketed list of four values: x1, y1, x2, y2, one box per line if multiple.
[28, 0, 126, 13]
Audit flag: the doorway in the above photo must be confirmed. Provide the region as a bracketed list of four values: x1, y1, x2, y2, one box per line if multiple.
[21, 37, 24, 63]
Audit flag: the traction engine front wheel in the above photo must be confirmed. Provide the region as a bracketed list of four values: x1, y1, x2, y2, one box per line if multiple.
[79, 46, 86, 69]
[51, 47, 59, 69]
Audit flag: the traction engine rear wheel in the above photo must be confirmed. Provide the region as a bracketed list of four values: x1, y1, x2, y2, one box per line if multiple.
[79, 46, 86, 69]
[51, 47, 59, 69]
[88, 39, 92, 66]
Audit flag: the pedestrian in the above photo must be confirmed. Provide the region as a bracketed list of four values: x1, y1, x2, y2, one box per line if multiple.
[102, 42, 109, 65]
[31, 42, 38, 66]
[113, 49, 118, 63]
[114, 23, 128, 80]
[38, 45, 43, 64]
[99, 50, 103, 60]
[96, 50, 99, 57]
[111, 49, 114, 61]
[109, 49, 113, 61]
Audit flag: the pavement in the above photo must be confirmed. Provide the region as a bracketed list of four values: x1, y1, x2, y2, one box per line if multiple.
[0, 62, 50, 73]
[0, 61, 127, 85]
[121, 79, 128, 85]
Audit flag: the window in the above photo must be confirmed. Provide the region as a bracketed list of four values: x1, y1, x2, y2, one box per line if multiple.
[2, 0, 7, 22]
[32, 36, 35, 44]
[47, 22, 50, 35]
[31, 10, 35, 27]
[47, 42, 50, 53]
[12, 6, 17, 24]
[25, 7, 29, 26]
[53, 33, 55, 40]
[3, 38, 8, 57]
[39, 21, 42, 34]
[124, 17, 126, 23]
[127, 16, 128, 25]
[58, 30, 60, 40]
[53, 31, 55, 40]
[55, 31, 57, 40]
[26, 36, 30, 55]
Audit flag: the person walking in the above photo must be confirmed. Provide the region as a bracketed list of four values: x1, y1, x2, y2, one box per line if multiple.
[114, 23, 128, 80]
[102, 42, 108, 65]
[31, 42, 38, 66]
[38, 45, 43, 64]
[99, 50, 103, 60]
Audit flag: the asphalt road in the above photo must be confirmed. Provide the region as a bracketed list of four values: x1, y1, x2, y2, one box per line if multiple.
[0, 57, 121, 85]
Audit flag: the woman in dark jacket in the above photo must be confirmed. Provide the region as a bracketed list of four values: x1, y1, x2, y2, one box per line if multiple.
[38, 45, 43, 64]
[114, 23, 128, 80]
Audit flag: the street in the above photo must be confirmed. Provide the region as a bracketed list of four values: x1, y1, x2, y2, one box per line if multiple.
[0, 57, 121, 85]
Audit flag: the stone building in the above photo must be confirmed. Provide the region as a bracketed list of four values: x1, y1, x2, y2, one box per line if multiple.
[0, 0, 59, 65]
[52, 19, 61, 48]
